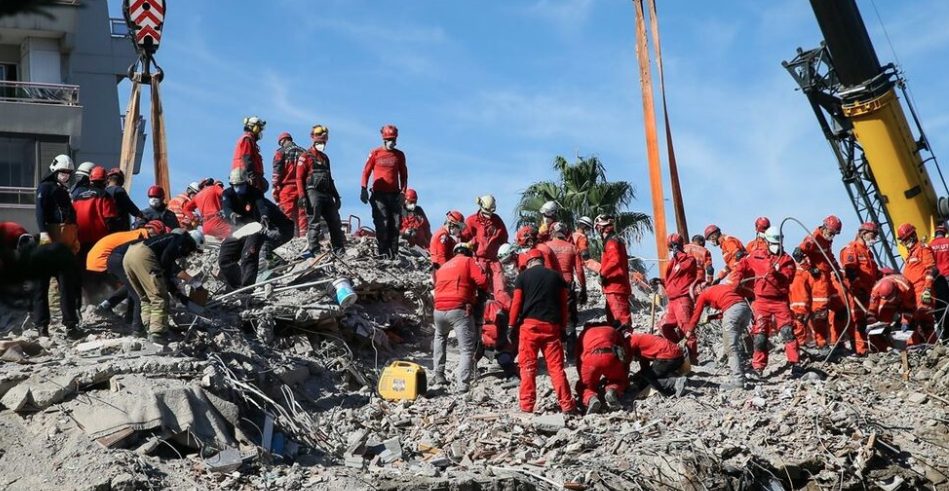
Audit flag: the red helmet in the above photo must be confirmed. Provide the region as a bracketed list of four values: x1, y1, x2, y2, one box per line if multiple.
[311, 125, 329, 143]
[897, 223, 917, 241]
[754, 217, 771, 233]
[147, 185, 165, 199]
[516, 225, 538, 247]
[107, 167, 124, 179]
[936, 225, 948, 237]
[89, 166, 107, 182]
[277, 132, 292, 144]
[523, 248, 544, 264]
[667, 232, 684, 249]
[381, 124, 398, 140]
[405, 188, 418, 203]
[822, 215, 842, 234]
[876, 278, 897, 301]
[446, 210, 464, 225]
[143, 220, 166, 235]
[703, 224, 721, 240]
[858, 222, 879, 234]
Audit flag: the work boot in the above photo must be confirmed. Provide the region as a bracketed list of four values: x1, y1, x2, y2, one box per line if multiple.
[35, 324, 49, 338]
[95, 300, 112, 315]
[432, 373, 448, 388]
[149, 332, 168, 345]
[585, 398, 602, 415]
[604, 389, 622, 410]
[64, 323, 83, 340]
[673, 377, 687, 398]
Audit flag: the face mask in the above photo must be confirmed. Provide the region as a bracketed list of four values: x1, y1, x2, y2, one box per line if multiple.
[383, 140, 396, 150]
[148, 197, 162, 208]
[56, 172, 71, 185]
[768, 244, 781, 254]
[235, 184, 248, 195]
[315, 143, 326, 152]
[406, 202, 417, 211]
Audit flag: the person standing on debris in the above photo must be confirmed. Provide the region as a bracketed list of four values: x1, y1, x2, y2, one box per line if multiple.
[400, 188, 431, 249]
[360, 124, 407, 258]
[839, 222, 882, 355]
[70, 161, 96, 198]
[432, 242, 490, 391]
[594, 215, 632, 328]
[731, 227, 802, 377]
[684, 234, 714, 285]
[460, 195, 509, 292]
[296, 124, 345, 255]
[135, 185, 180, 231]
[167, 182, 200, 231]
[789, 248, 818, 348]
[105, 168, 144, 231]
[73, 166, 121, 259]
[685, 283, 752, 388]
[430, 210, 463, 270]
[272, 132, 307, 237]
[572, 216, 593, 261]
[537, 201, 560, 242]
[510, 248, 576, 413]
[795, 215, 846, 350]
[575, 322, 628, 414]
[232, 116, 268, 192]
[219, 168, 270, 288]
[546, 222, 587, 359]
[929, 226, 949, 277]
[746, 217, 771, 253]
[626, 332, 689, 397]
[34, 154, 81, 337]
[185, 180, 228, 240]
[897, 223, 938, 344]
[704, 224, 747, 283]
[657, 233, 700, 363]
[123, 229, 204, 342]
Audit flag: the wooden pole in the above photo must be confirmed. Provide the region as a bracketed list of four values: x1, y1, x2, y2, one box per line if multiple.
[150, 77, 170, 195]
[119, 81, 141, 192]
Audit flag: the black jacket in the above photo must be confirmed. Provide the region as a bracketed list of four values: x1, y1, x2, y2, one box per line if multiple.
[35, 173, 75, 233]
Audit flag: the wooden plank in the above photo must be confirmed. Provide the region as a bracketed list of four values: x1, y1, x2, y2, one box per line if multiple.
[119, 81, 141, 192]
[150, 78, 170, 195]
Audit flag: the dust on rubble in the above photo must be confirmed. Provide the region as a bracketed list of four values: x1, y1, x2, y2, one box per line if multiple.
[0, 236, 946, 490]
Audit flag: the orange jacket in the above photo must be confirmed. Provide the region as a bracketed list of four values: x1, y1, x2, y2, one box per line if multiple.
[231, 131, 263, 177]
[86, 229, 148, 272]
[719, 234, 746, 273]
[903, 242, 936, 299]
[868, 274, 915, 324]
[684, 243, 713, 281]
[167, 193, 195, 229]
[571, 231, 590, 260]
[789, 261, 813, 315]
[545, 237, 586, 288]
[799, 228, 840, 273]
[839, 239, 880, 291]
[745, 237, 768, 254]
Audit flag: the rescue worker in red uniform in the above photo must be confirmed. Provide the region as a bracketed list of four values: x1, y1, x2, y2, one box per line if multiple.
[510, 249, 576, 414]
[575, 323, 628, 414]
[478, 294, 517, 377]
[514, 225, 558, 271]
[430, 211, 463, 270]
[573, 216, 593, 260]
[73, 166, 121, 257]
[271, 132, 307, 236]
[595, 215, 632, 328]
[746, 217, 771, 254]
[626, 333, 689, 397]
[360, 124, 408, 258]
[929, 225, 949, 277]
[897, 223, 938, 343]
[537, 201, 559, 242]
[794, 215, 845, 351]
[839, 222, 882, 355]
[685, 235, 714, 284]
[685, 283, 752, 388]
[546, 222, 587, 359]
[868, 273, 914, 350]
[789, 249, 818, 347]
[400, 188, 431, 248]
[704, 224, 747, 279]
[167, 182, 200, 230]
[104, 168, 143, 231]
[231, 116, 267, 192]
[296, 125, 345, 254]
[731, 227, 802, 377]
[184, 182, 228, 239]
[460, 194, 508, 295]
[657, 233, 699, 363]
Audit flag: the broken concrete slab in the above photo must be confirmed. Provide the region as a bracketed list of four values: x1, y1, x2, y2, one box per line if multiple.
[533, 413, 566, 434]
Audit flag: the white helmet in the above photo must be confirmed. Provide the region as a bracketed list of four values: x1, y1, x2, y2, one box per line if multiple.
[497, 243, 516, 263]
[243, 116, 266, 129]
[764, 226, 782, 245]
[49, 155, 74, 173]
[477, 194, 497, 213]
[229, 168, 249, 185]
[577, 216, 594, 229]
[189, 229, 205, 251]
[539, 200, 559, 217]
[187, 181, 201, 194]
[76, 161, 95, 177]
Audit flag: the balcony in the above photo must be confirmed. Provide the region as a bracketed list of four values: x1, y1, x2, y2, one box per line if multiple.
[0, 80, 79, 106]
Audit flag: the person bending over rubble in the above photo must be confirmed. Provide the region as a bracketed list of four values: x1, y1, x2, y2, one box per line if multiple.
[685, 283, 752, 389]
[432, 242, 490, 392]
[867, 273, 915, 350]
[626, 332, 688, 398]
[510, 249, 576, 414]
[545, 222, 587, 360]
[477, 292, 518, 378]
[575, 322, 628, 414]
[400, 188, 431, 249]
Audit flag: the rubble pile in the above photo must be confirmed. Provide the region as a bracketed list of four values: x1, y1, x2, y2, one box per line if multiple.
[0, 236, 946, 490]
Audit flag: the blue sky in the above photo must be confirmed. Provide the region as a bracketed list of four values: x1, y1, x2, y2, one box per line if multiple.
[114, 0, 949, 275]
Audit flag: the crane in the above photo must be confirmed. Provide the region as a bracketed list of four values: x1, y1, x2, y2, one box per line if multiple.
[783, 0, 949, 269]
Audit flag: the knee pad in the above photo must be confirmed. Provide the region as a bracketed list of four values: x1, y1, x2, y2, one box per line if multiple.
[779, 325, 795, 343]
[753, 333, 768, 351]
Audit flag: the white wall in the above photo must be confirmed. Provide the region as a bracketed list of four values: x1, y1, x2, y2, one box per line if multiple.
[19, 37, 61, 83]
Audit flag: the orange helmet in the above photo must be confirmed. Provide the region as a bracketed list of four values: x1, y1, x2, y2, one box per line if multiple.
[703, 224, 721, 240]
[754, 217, 771, 233]
[822, 215, 842, 234]
[445, 210, 464, 226]
[858, 222, 879, 234]
[89, 166, 107, 182]
[897, 223, 917, 242]
[876, 278, 896, 301]
[523, 248, 544, 263]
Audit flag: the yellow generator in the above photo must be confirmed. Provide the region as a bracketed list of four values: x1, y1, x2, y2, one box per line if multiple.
[377, 361, 427, 401]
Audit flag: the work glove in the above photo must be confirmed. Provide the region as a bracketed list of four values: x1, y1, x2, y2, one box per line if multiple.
[792, 247, 805, 263]
[578, 288, 588, 305]
[810, 267, 821, 279]
[360, 187, 369, 204]
[921, 289, 933, 305]
[39, 232, 51, 245]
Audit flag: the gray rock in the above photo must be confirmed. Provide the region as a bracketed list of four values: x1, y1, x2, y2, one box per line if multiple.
[534, 413, 566, 434]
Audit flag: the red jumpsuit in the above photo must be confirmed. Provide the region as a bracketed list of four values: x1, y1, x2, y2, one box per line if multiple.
[461, 212, 509, 297]
[232, 131, 265, 191]
[659, 250, 699, 363]
[929, 236, 949, 277]
[72, 187, 119, 250]
[482, 299, 516, 360]
[575, 325, 627, 406]
[510, 265, 575, 413]
[903, 241, 937, 342]
[599, 235, 632, 327]
[429, 227, 456, 269]
[746, 237, 768, 255]
[717, 234, 747, 278]
[799, 229, 845, 344]
[545, 238, 585, 288]
[272, 143, 307, 236]
[571, 231, 590, 260]
[186, 185, 229, 239]
[867, 275, 914, 350]
[167, 193, 195, 230]
[516, 243, 559, 272]
[730, 249, 800, 370]
[400, 207, 432, 248]
[839, 239, 880, 354]
[684, 243, 713, 283]
[789, 260, 819, 346]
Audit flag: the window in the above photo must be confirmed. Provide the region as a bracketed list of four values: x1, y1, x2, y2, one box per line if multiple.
[0, 134, 69, 206]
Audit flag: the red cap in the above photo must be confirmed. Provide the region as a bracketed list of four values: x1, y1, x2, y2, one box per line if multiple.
[897, 223, 916, 241]
[703, 224, 721, 240]
[405, 188, 418, 202]
[523, 248, 544, 263]
[822, 215, 842, 234]
[381, 124, 398, 140]
[858, 222, 879, 234]
[147, 185, 165, 199]
[277, 132, 292, 144]
[755, 217, 771, 233]
[446, 210, 464, 224]
[516, 225, 538, 247]
[89, 166, 107, 182]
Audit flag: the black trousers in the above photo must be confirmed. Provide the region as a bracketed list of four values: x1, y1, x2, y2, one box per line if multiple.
[306, 191, 346, 253]
[106, 253, 142, 330]
[370, 191, 401, 257]
[631, 357, 684, 396]
[219, 235, 262, 288]
[29, 243, 80, 328]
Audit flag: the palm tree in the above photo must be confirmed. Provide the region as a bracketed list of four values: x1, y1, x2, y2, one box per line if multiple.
[515, 155, 653, 261]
